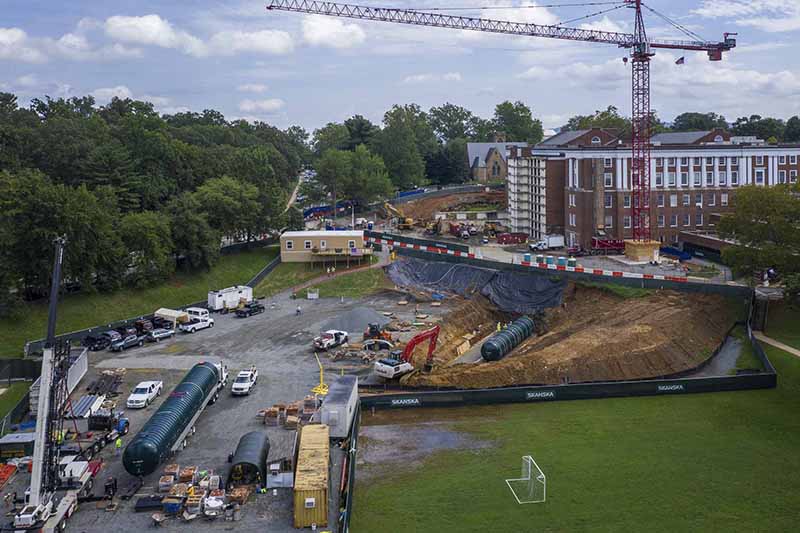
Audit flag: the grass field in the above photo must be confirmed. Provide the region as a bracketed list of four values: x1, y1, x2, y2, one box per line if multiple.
[766, 302, 800, 350]
[0, 247, 277, 358]
[307, 264, 391, 299]
[254, 262, 327, 297]
[730, 325, 764, 373]
[575, 281, 652, 299]
[0, 382, 32, 420]
[352, 345, 800, 532]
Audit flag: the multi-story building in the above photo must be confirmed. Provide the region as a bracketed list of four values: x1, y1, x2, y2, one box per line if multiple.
[506, 128, 800, 250]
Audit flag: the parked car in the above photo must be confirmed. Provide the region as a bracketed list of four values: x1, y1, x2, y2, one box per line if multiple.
[179, 316, 214, 334]
[116, 325, 138, 337]
[126, 380, 163, 408]
[84, 330, 121, 351]
[110, 334, 145, 352]
[135, 319, 154, 334]
[152, 316, 173, 329]
[313, 330, 349, 351]
[235, 301, 265, 318]
[231, 366, 258, 396]
[146, 328, 175, 343]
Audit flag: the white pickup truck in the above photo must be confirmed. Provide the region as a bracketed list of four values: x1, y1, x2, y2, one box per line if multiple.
[231, 366, 258, 396]
[313, 330, 348, 351]
[179, 308, 215, 333]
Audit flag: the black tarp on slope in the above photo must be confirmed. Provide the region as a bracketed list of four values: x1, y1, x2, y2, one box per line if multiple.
[386, 258, 565, 313]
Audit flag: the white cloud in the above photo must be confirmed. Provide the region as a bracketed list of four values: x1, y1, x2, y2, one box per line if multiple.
[239, 98, 286, 113]
[302, 15, 366, 49]
[237, 83, 269, 93]
[0, 28, 47, 63]
[208, 30, 293, 55]
[15, 74, 37, 87]
[104, 14, 207, 57]
[91, 85, 134, 104]
[693, 1, 800, 32]
[403, 72, 463, 84]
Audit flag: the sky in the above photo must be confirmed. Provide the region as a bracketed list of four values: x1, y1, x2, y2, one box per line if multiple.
[1, 0, 799, 132]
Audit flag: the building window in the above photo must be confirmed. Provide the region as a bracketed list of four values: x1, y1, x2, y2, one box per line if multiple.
[731, 171, 739, 185]
[655, 172, 664, 187]
[706, 157, 714, 165]
[604, 173, 613, 187]
[755, 169, 765, 184]
[604, 194, 613, 208]
[680, 172, 689, 186]
[779, 170, 787, 184]
[756, 155, 764, 165]
[720, 156, 727, 165]
[348, 240, 356, 248]
[682, 193, 690, 206]
[491, 161, 501, 177]
[695, 213, 703, 226]
[657, 214, 665, 227]
[705, 172, 714, 186]
[304, 240, 312, 250]
[672, 233, 679, 244]
[721, 193, 728, 206]
[569, 194, 576, 207]
[693, 157, 701, 165]
[656, 157, 663, 167]
[569, 213, 576, 227]
[708, 193, 716, 206]
[670, 194, 678, 208]
[731, 156, 738, 165]
[683, 213, 691, 227]
[591, 136, 601, 145]
[623, 195, 631, 208]
[668, 157, 676, 166]
[719, 172, 727, 185]
[791, 170, 798, 183]
[680, 157, 689, 166]
[695, 192, 702, 206]
[320, 240, 327, 249]
[285, 240, 294, 250]
[623, 216, 631, 229]
[604, 215, 613, 228]
[657, 193, 664, 207]
[693, 172, 701, 186]
[668, 172, 677, 187]
[779, 155, 787, 164]
[670, 214, 678, 227]
[790, 155, 798, 164]
[604, 158, 613, 168]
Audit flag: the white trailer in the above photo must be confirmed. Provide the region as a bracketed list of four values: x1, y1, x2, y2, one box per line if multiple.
[207, 285, 253, 312]
[529, 234, 565, 251]
[319, 375, 358, 439]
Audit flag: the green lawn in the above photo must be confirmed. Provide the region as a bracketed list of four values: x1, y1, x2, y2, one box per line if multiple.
[766, 302, 800, 350]
[730, 325, 764, 373]
[575, 281, 652, 299]
[353, 345, 800, 532]
[0, 382, 32, 422]
[254, 262, 327, 297]
[0, 247, 277, 358]
[306, 265, 391, 299]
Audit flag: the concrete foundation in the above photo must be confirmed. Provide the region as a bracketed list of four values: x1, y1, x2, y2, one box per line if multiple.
[624, 240, 660, 263]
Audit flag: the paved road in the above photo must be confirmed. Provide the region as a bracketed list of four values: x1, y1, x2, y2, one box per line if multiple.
[754, 332, 800, 358]
[283, 177, 301, 214]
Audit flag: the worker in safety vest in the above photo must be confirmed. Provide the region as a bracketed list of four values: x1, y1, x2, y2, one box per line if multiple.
[115, 437, 123, 455]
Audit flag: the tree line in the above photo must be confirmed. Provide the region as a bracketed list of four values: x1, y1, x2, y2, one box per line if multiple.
[0, 92, 308, 308]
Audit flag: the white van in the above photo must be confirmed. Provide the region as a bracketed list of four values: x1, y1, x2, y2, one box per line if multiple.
[186, 307, 210, 320]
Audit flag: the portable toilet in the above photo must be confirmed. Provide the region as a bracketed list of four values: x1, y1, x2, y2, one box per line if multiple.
[545, 256, 555, 265]
[557, 257, 567, 267]
[523, 253, 532, 263]
[567, 257, 577, 268]
[535, 254, 545, 264]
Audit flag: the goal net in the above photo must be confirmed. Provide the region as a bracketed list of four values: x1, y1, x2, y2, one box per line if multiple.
[506, 455, 546, 504]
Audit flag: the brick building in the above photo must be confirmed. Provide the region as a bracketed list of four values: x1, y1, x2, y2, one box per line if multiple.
[467, 139, 528, 182]
[507, 128, 800, 249]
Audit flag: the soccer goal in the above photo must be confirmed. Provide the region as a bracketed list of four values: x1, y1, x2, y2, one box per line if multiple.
[505, 455, 546, 504]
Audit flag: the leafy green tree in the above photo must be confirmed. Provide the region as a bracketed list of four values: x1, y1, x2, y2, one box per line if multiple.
[346, 144, 393, 204]
[718, 185, 800, 278]
[298, 179, 328, 205]
[493, 101, 543, 144]
[344, 115, 377, 150]
[370, 118, 425, 189]
[563, 106, 630, 133]
[313, 122, 349, 156]
[784, 116, 800, 142]
[119, 211, 175, 287]
[672, 112, 728, 131]
[194, 176, 260, 238]
[429, 103, 475, 142]
[382, 104, 439, 160]
[469, 117, 497, 142]
[166, 194, 220, 270]
[316, 148, 352, 210]
[285, 206, 305, 231]
[731, 115, 786, 141]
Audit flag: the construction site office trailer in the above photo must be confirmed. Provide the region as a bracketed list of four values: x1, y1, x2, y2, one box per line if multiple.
[320, 375, 358, 439]
[293, 424, 329, 528]
[207, 285, 253, 311]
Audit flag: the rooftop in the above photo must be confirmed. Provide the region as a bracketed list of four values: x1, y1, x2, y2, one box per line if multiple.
[467, 142, 528, 168]
[651, 131, 712, 145]
[281, 230, 364, 238]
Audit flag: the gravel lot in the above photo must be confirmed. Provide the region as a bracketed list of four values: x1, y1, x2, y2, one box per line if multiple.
[4, 287, 439, 533]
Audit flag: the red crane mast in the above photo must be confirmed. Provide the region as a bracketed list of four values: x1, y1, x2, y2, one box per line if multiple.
[267, 0, 736, 241]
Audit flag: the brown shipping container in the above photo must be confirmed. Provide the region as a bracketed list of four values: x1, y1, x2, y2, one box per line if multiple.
[293, 424, 330, 528]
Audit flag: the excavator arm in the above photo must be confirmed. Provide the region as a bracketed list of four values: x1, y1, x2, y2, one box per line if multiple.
[401, 325, 441, 371]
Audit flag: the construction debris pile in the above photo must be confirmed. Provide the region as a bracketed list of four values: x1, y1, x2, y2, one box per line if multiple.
[387, 258, 565, 314]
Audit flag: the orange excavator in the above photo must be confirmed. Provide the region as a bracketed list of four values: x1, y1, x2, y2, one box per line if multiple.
[373, 325, 440, 379]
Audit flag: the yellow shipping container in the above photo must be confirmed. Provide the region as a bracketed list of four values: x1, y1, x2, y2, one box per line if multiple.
[293, 424, 330, 528]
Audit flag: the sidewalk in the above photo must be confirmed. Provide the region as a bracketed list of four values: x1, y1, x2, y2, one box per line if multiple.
[754, 332, 800, 359]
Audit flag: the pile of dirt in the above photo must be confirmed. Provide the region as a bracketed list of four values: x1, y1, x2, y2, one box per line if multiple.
[405, 284, 739, 389]
[399, 191, 507, 221]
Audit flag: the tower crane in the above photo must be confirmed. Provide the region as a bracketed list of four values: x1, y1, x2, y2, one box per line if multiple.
[267, 0, 736, 241]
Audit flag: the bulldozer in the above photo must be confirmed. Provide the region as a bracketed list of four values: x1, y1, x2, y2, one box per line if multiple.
[363, 322, 393, 342]
[383, 202, 414, 231]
